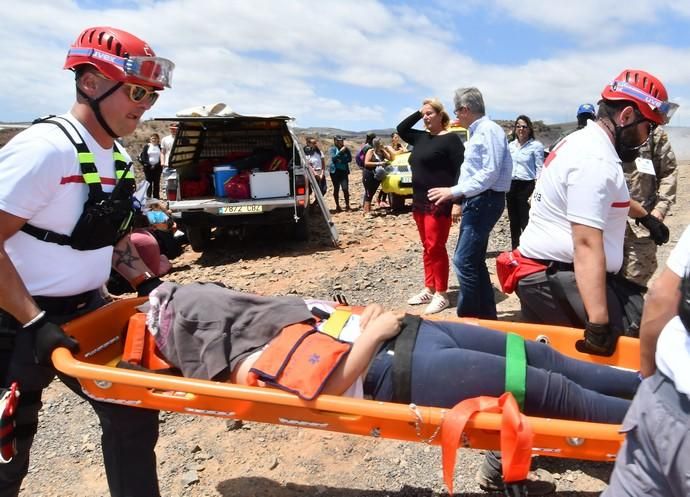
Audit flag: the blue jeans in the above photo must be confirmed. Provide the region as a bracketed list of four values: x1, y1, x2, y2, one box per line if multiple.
[367, 320, 636, 423]
[453, 190, 505, 318]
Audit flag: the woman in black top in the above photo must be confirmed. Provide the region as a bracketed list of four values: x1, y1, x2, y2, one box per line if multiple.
[397, 98, 464, 314]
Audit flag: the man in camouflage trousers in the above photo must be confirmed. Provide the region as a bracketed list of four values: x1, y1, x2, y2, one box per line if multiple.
[621, 126, 678, 288]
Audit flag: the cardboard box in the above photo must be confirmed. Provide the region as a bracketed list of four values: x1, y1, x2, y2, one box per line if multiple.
[249, 171, 290, 199]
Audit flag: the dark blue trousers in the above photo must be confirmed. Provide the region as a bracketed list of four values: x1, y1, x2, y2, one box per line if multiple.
[367, 320, 637, 423]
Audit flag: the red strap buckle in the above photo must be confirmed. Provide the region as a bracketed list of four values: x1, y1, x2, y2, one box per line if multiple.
[0, 382, 20, 463]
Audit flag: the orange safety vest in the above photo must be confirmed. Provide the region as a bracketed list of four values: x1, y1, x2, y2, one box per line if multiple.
[246, 322, 351, 400]
[122, 312, 353, 400]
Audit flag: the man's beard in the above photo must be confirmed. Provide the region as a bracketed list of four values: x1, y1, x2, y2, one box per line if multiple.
[615, 125, 646, 162]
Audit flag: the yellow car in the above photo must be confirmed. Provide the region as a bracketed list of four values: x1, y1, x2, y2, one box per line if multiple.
[380, 124, 469, 211]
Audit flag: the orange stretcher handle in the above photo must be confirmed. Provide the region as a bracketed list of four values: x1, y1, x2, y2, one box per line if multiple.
[441, 393, 533, 494]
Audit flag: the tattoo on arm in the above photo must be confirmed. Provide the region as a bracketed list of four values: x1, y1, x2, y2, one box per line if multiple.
[113, 244, 140, 270]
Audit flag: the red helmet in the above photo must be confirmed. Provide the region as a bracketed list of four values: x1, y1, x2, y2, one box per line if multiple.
[64, 26, 174, 90]
[601, 69, 678, 125]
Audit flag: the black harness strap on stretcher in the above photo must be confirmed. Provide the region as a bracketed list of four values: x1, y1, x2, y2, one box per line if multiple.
[392, 314, 422, 404]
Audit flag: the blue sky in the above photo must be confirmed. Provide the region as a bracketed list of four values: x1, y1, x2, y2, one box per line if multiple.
[2, 0, 690, 131]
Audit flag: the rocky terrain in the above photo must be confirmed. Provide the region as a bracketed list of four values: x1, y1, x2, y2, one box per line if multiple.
[4, 118, 689, 496]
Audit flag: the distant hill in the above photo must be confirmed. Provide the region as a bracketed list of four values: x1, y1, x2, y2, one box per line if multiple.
[298, 119, 574, 151]
[2, 120, 688, 160]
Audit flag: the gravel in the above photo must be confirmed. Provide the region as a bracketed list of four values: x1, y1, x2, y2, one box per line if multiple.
[20, 168, 623, 497]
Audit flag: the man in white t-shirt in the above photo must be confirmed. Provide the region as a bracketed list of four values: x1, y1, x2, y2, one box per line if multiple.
[160, 123, 177, 168]
[514, 69, 678, 356]
[602, 225, 690, 497]
[0, 26, 174, 497]
[160, 122, 177, 193]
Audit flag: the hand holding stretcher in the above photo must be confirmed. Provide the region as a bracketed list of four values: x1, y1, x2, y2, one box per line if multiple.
[54, 297, 640, 493]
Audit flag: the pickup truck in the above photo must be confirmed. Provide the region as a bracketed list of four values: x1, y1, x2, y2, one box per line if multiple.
[158, 115, 336, 252]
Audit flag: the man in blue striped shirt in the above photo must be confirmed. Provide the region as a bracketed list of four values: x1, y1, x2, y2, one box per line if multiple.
[428, 87, 513, 318]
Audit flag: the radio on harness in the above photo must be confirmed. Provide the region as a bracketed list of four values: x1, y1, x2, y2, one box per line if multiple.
[20, 116, 137, 250]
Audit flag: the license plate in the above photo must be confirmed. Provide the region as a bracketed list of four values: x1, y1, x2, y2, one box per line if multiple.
[218, 205, 263, 215]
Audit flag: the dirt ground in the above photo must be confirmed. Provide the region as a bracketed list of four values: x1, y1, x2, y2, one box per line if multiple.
[18, 158, 690, 497]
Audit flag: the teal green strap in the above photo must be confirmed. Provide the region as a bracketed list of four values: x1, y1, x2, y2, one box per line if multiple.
[504, 333, 527, 410]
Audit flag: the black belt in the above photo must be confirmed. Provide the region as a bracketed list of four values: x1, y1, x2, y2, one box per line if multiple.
[534, 259, 575, 272]
[33, 289, 99, 316]
[0, 289, 100, 324]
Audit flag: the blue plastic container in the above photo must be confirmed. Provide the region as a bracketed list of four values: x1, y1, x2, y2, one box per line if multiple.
[213, 165, 238, 197]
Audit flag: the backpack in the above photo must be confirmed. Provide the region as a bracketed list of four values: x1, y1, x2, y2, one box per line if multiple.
[355, 144, 371, 169]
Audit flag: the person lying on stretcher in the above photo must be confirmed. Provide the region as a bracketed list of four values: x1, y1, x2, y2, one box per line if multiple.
[144, 282, 639, 425]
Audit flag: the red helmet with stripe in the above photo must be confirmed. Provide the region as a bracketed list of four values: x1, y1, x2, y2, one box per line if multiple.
[64, 26, 174, 90]
[601, 69, 677, 125]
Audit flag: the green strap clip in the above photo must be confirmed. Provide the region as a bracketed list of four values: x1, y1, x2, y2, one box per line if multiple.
[504, 333, 527, 410]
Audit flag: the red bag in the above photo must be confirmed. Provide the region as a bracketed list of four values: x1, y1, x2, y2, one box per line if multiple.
[225, 171, 251, 199]
[265, 155, 288, 171]
[181, 176, 210, 197]
[495, 249, 547, 294]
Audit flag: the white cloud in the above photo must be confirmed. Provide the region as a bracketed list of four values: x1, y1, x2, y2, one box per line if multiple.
[1, 0, 689, 130]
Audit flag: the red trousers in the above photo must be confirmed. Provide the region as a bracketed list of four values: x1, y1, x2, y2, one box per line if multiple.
[413, 210, 452, 292]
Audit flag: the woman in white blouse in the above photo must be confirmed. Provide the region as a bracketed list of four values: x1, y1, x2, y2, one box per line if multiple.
[507, 115, 544, 249]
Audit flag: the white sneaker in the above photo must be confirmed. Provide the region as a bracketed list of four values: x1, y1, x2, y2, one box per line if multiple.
[407, 289, 433, 305]
[424, 294, 450, 314]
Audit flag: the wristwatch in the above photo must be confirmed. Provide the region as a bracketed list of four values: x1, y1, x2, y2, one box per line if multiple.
[130, 271, 154, 290]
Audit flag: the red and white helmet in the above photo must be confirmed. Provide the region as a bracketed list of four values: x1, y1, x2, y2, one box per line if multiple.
[64, 26, 174, 90]
[601, 69, 678, 125]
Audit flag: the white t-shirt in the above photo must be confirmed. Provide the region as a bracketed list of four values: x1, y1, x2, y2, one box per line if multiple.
[0, 113, 127, 296]
[146, 144, 162, 166]
[160, 134, 174, 167]
[655, 225, 690, 397]
[307, 151, 324, 172]
[519, 121, 630, 273]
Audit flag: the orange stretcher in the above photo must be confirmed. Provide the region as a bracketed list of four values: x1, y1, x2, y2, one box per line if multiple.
[54, 298, 639, 470]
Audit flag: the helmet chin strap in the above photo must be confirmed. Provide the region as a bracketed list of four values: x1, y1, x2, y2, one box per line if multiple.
[77, 83, 123, 139]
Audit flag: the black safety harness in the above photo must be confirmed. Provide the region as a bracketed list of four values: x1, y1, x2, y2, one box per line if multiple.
[20, 116, 137, 250]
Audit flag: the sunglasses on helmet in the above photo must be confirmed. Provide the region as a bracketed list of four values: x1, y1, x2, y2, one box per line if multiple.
[609, 80, 679, 124]
[68, 48, 175, 88]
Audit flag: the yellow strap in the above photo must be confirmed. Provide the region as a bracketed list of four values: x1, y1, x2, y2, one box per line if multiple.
[77, 152, 95, 164]
[82, 172, 100, 184]
[321, 309, 352, 339]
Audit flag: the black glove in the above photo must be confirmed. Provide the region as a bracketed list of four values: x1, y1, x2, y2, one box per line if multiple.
[24, 314, 79, 366]
[636, 214, 670, 246]
[575, 321, 618, 357]
[678, 273, 690, 332]
[137, 277, 163, 297]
